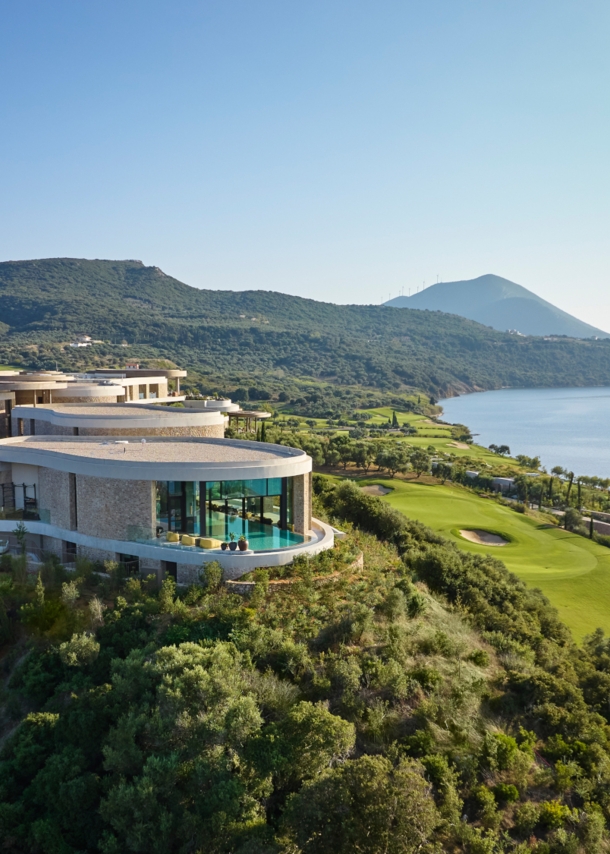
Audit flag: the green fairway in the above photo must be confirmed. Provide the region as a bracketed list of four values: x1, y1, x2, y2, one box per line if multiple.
[361, 478, 610, 641]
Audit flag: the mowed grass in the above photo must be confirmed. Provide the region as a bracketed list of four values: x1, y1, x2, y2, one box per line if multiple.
[358, 407, 503, 464]
[361, 478, 610, 641]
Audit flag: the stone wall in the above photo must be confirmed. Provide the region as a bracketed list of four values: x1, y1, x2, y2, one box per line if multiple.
[174, 562, 246, 585]
[175, 561, 241, 585]
[52, 395, 120, 403]
[292, 472, 312, 534]
[75, 474, 155, 541]
[18, 419, 224, 438]
[176, 563, 200, 586]
[75, 424, 224, 437]
[38, 467, 75, 530]
[41, 535, 65, 560]
[18, 420, 73, 436]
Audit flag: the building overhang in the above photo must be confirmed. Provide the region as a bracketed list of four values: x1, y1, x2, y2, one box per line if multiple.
[12, 403, 214, 429]
[0, 436, 312, 481]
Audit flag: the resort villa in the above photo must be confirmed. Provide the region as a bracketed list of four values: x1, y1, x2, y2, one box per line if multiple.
[0, 368, 333, 581]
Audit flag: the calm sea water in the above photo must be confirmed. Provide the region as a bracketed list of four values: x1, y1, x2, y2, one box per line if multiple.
[439, 387, 610, 478]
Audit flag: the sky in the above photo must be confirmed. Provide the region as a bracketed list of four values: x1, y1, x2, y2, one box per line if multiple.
[1, 1, 609, 328]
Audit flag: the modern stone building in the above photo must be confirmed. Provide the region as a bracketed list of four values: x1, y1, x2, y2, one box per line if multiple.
[0, 435, 332, 582]
[10, 403, 225, 439]
[0, 367, 187, 409]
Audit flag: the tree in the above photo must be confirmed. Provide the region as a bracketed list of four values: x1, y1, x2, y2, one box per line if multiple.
[269, 701, 356, 787]
[516, 454, 541, 469]
[564, 507, 584, 533]
[327, 435, 354, 470]
[13, 521, 27, 554]
[435, 462, 453, 484]
[59, 632, 100, 667]
[352, 441, 375, 472]
[200, 560, 223, 592]
[548, 465, 564, 503]
[392, 410, 399, 428]
[100, 642, 266, 853]
[375, 445, 411, 478]
[410, 448, 430, 478]
[283, 755, 440, 854]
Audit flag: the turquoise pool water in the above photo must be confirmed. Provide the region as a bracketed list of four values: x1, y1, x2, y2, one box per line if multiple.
[135, 525, 306, 554]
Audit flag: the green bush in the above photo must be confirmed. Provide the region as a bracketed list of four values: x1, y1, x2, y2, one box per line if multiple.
[513, 801, 540, 836]
[468, 649, 489, 667]
[409, 666, 441, 691]
[492, 783, 519, 804]
[539, 800, 573, 829]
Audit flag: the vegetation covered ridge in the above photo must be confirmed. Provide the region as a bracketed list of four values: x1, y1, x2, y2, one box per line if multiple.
[2, 481, 610, 851]
[2, 258, 610, 397]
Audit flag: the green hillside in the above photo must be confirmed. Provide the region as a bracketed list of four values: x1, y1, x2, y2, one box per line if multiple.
[2, 258, 610, 398]
[364, 477, 610, 641]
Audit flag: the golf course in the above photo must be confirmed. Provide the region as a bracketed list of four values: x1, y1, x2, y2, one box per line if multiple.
[360, 478, 610, 641]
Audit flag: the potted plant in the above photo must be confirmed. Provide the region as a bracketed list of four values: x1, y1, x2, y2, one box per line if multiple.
[221, 541, 228, 551]
[228, 533, 237, 551]
[238, 535, 249, 551]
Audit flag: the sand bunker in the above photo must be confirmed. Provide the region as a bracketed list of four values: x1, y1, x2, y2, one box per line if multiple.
[361, 484, 392, 496]
[448, 441, 470, 450]
[459, 529, 508, 546]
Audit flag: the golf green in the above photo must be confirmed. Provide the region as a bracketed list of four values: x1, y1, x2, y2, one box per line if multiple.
[362, 478, 610, 641]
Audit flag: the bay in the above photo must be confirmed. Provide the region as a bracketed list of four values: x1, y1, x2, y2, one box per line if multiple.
[438, 387, 610, 478]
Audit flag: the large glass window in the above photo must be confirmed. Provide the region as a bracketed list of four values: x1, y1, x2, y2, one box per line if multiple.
[155, 477, 294, 541]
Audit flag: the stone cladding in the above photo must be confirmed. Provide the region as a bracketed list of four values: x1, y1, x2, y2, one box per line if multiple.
[53, 395, 121, 403]
[38, 468, 75, 530]
[293, 472, 312, 534]
[75, 474, 155, 541]
[18, 419, 224, 438]
[75, 424, 224, 437]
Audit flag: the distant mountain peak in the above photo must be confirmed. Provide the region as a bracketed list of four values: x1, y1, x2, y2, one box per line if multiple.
[384, 275, 608, 339]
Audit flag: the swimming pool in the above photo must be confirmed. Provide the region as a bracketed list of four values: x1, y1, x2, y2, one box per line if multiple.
[134, 521, 307, 553]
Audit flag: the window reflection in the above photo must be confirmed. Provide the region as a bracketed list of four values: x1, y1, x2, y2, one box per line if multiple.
[155, 478, 294, 540]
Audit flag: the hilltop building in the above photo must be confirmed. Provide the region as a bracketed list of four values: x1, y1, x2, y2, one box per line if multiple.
[0, 366, 331, 579]
[0, 367, 186, 408]
[0, 435, 331, 581]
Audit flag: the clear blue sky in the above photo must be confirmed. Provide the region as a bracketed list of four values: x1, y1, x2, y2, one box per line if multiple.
[1, 1, 609, 328]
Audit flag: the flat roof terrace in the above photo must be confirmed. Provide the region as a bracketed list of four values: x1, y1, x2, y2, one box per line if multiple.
[0, 435, 311, 481]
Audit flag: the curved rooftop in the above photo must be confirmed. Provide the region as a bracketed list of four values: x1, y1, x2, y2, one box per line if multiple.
[12, 403, 221, 429]
[0, 435, 311, 481]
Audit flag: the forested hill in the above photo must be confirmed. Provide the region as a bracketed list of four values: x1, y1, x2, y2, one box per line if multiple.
[2, 257, 610, 397]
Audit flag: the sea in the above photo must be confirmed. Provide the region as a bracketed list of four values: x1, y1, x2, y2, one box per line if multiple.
[438, 386, 610, 479]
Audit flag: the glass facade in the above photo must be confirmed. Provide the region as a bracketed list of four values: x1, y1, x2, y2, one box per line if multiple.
[155, 477, 296, 545]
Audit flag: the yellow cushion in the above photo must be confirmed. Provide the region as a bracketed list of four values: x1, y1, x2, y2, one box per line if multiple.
[198, 537, 222, 549]
[181, 535, 197, 546]
[166, 532, 180, 543]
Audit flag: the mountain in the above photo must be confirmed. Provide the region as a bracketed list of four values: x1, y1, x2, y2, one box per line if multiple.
[2, 259, 610, 400]
[384, 274, 608, 338]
